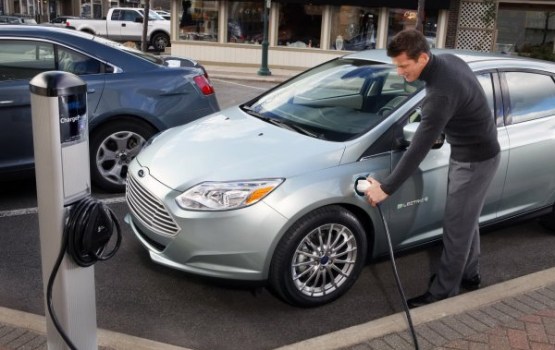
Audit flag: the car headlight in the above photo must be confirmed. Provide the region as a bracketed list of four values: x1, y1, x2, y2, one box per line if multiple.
[175, 179, 284, 211]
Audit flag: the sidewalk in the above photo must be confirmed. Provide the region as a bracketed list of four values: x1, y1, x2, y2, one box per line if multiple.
[1, 267, 555, 349]
[202, 63, 302, 83]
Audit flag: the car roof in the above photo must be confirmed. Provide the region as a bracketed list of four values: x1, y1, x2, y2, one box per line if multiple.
[345, 48, 517, 64]
[0, 24, 157, 71]
[343, 48, 555, 72]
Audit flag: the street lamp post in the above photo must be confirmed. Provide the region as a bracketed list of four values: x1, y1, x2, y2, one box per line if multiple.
[257, 0, 271, 76]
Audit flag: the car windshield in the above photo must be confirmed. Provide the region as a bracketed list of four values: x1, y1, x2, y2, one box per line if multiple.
[243, 58, 425, 142]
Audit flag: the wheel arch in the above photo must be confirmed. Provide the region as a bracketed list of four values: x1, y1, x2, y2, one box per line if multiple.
[264, 202, 377, 279]
[89, 113, 163, 136]
[79, 28, 95, 35]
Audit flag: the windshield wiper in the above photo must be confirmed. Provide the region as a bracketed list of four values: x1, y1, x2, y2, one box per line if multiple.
[241, 105, 321, 138]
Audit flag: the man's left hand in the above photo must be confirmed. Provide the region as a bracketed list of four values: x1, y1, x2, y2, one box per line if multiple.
[365, 177, 388, 207]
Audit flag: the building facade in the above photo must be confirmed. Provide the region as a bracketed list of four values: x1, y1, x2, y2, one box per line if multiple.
[2, 0, 555, 69]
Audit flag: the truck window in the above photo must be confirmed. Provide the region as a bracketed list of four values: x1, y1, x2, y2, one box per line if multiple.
[121, 10, 140, 22]
[111, 9, 122, 21]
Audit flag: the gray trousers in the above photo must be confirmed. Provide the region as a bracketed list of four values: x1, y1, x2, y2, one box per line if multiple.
[429, 153, 501, 298]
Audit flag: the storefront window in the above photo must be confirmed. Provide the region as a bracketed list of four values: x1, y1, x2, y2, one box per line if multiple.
[81, 0, 91, 18]
[179, 0, 218, 42]
[331, 6, 379, 51]
[388, 8, 438, 47]
[497, 9, 555, 57]
[227, 2, 264, 44]
[278, 3, 322, 48]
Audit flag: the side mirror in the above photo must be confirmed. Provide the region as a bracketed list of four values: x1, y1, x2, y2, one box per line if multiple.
[401, 122, 445, 149]
[134, 17, 143, 23]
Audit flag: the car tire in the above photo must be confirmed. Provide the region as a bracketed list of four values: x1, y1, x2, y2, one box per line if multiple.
[89, 119, 156, 193]
[151, 33, 170, 51]
[269, 205, 367, 307]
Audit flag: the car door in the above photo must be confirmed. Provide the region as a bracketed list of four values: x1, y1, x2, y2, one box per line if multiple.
[497, 70, 555, 216]
[383, 71, 508, 249]
[0, 40, 56, 173]
[118, 9, 143, 42]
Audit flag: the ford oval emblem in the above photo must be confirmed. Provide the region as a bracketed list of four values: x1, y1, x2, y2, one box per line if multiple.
[138, 169, 145, 178]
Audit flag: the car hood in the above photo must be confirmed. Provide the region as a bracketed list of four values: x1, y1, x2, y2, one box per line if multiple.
[136, 109, 346, 191]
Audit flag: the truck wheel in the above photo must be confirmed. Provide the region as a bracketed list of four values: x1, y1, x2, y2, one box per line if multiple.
[269, 206, 367, 307]
[151, 33, 170, 51]
[89, 120, 156, 193]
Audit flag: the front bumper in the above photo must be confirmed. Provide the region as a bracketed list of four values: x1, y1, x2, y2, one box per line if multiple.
[125, 167, 289, 281]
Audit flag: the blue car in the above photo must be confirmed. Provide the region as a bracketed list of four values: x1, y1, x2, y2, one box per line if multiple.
[0, 25, 219, 192]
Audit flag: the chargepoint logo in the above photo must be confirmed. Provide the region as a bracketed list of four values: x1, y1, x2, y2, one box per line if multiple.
[397, 196, 429, 210]
[60, 115, 83, 124]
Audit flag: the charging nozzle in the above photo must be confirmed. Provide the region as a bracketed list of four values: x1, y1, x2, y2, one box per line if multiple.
[354, 177, 370, 196]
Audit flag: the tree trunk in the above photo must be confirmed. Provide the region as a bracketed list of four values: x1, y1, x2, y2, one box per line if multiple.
[416, 0, 425, 32]
[141, 0, 150, 52]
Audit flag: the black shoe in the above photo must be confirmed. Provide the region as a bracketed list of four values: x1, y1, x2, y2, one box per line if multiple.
[406, 292, 442, 309]
[461, 274, 481, 291]
[428, 274, 482, 291]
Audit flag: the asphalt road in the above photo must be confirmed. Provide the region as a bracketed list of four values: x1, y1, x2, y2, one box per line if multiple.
[0, 79, 554, 350]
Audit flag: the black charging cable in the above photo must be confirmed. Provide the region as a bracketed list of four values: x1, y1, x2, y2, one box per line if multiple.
[356, 178, 419, 350]
[47, 196, 122, 350]
[376, 203, 419, 350]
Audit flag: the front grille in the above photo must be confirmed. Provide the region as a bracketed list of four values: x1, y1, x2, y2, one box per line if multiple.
[126, 174, 180, 236]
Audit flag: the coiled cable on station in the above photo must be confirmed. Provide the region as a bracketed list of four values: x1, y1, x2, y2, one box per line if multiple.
[47, 196, 122, 350]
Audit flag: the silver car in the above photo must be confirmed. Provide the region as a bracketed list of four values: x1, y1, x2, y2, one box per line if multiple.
[125, 50, 555, 307]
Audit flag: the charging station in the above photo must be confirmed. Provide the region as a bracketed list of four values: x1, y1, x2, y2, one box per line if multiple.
[30, 71, 97, 350]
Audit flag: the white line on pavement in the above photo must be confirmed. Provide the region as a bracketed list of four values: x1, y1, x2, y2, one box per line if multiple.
[211, 78, 269, 91]
[0, 196, 126, 218]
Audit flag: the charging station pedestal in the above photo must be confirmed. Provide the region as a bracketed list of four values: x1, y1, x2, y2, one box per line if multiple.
[30, 71, 97, 350]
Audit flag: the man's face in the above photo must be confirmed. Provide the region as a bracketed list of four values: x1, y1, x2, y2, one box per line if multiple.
[391, 52, 429, 82]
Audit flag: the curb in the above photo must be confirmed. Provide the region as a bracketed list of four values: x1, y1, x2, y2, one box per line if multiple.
[275, 266, 555, 350]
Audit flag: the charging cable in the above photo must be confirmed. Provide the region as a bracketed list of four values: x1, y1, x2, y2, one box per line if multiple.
[356, 179, 420, 350]
[47, 196, 122, 350]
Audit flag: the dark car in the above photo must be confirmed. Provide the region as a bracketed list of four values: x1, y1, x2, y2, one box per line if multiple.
[0, 15, 37, 24]
[49, 16, 81, 27]
[0, 25, 219, 192]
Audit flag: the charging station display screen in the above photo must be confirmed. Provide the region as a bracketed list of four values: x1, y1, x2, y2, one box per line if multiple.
[59, 93, 87, 144]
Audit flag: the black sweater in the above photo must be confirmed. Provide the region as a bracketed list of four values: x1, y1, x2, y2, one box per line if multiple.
[380, 53, 500, 195]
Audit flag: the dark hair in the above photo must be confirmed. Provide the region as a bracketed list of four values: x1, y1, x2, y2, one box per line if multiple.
[387, 29, 430, 60]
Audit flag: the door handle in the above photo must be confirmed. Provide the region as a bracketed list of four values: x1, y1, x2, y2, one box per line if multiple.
[0, 100, 14, 105]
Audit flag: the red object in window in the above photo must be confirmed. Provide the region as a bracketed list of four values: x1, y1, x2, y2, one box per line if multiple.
[193, 75, 215, 95]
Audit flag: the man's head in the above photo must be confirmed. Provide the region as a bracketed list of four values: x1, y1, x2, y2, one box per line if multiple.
[387, 29, 431, 82]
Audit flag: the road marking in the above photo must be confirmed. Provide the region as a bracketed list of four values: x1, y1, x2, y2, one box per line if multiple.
[0, 196, 126, 218]
[211, 78, 269, 91]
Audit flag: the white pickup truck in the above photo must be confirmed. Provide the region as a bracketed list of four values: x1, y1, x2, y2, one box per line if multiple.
[64, 7, 171, 51]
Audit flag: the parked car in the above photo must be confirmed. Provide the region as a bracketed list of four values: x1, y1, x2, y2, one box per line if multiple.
[154, 10, 171, 20]
[60, 8, 171, 51]
[48, 15, 81, 27]
[0, 15, 37, 24]
[0, 25, 219, 192]
[125, 49, 555, 307]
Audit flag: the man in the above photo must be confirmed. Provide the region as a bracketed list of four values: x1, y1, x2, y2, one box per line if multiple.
[364, 29, 501, 308]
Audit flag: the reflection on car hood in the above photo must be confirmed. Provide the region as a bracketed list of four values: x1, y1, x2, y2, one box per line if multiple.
[136, 108, 346, 191]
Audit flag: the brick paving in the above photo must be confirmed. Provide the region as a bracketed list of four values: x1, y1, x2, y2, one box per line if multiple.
[345, 284, 555, 350]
